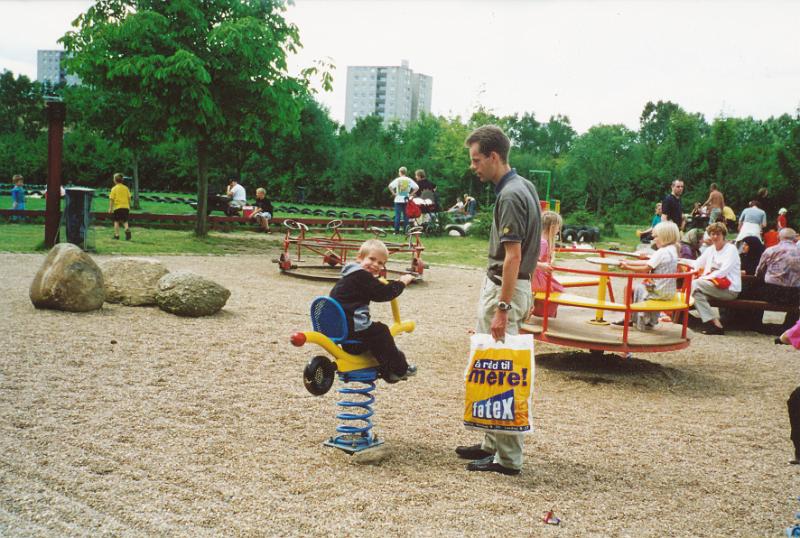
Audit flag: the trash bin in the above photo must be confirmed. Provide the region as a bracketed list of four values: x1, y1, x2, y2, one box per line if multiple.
[64, 187, 95, 250]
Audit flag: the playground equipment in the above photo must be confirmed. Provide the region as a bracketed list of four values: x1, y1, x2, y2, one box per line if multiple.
[290, 292, 415, 453]
[529, 169, 561, 213]
[275, 219, 426, 281]
[521, 247, 697, 356]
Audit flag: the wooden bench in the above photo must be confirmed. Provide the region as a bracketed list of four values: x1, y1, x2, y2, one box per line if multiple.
[707, 275, 798, 315]
[708, 297, 797, 313]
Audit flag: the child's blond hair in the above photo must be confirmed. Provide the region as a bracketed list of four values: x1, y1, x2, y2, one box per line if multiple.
[358, 239, 389, 259]
[113, 173, 124, 183]
[541, 211, 563, 263]
[653, 221, 680, 255]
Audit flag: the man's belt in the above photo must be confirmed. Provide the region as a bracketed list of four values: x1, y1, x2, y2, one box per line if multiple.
[487, 269, 530, 286]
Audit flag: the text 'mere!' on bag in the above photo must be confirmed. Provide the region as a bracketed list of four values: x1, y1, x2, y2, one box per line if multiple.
[463, 333, 535, 433]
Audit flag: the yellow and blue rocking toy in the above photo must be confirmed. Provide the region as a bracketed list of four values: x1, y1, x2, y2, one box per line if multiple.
[290, 293, 415, 453]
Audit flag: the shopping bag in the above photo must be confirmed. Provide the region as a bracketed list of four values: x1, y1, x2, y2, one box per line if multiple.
[463, 333, 535, 433]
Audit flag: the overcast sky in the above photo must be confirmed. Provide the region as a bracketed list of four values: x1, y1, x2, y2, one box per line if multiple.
[2, 0, 798, 133]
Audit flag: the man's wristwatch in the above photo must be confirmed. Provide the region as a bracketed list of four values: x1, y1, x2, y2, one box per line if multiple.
[497, 301, 512, 312]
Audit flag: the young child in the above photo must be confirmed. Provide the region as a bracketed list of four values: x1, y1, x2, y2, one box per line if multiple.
[531, 211, 565, 318]
[10, 174, 25, 222]
[10, 175, 26, 210]
[615, 221, 681, 331]
[330, 239, 417, 383]
[109, 173, 132, 240]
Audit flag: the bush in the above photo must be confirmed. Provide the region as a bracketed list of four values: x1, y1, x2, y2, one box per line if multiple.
[468, 210, 493, 239]
[602, 214, 617, 238]
[563, 209, 593, 226]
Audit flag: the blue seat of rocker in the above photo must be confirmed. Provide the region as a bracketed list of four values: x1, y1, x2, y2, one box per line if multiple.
[310, 297, 362, 346]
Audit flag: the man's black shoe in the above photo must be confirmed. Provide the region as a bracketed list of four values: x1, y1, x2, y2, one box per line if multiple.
[701, 323, 724, 335]
[455, 444, 494, 460]
[465, 455, 520, 476]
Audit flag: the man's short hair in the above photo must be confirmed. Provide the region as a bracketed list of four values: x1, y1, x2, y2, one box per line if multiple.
[710, 183, 717, 191]
[398, 167, 407, 176]
[358, 239, 389, 259]
[706, 222, 728, 236]
[465, 125, 511, 163]
[415, 169, 426, 179]
[671, 178, 684, 187]
[779, 228, 797, 241]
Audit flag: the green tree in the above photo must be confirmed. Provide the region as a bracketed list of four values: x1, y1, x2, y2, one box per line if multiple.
[561, 124, 644, 218]
[62, 0, 328, 235]
[0, 71, 46, 138]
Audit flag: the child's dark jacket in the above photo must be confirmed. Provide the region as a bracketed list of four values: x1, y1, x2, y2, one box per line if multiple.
[329, 263, 406, 334]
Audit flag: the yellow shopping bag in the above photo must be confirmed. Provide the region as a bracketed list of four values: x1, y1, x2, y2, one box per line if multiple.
[463, 333, 534, 433]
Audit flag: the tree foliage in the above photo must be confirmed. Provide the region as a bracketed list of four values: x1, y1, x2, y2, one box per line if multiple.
[61, 0, 326, 235]
[3, 57, 799, 228]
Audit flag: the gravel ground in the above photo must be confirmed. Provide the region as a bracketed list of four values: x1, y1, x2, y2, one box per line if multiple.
[1, 251, 798, 537]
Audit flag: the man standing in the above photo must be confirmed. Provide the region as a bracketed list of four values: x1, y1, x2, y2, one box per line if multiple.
[226, 178, 247, 212]
[455, 125, 541, 476]
[387, 167, 418, 234]
[661, 178, 685, 230]
[701, 183, 725, 224]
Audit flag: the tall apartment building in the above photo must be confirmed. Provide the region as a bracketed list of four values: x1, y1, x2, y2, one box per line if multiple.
[37, 50, 81, 87]
[344, 60, 432, 130]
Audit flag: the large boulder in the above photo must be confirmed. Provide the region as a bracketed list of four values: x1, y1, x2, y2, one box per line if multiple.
[100, 257, 169, 306]
[156, 272, 230, 317]
[29, 243, 105, 312]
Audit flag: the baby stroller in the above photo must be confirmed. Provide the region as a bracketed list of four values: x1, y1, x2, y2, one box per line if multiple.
[408, 195, 439, 232]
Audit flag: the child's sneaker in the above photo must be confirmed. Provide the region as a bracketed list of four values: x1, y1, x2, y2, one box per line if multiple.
[611, 320, 632, 329]
[125, 230, 132, 241]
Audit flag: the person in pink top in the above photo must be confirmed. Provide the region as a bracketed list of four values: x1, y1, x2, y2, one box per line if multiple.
[779, 324, 800, 464]
[777, 320, 800, 348]
[531, 211, 565, 317]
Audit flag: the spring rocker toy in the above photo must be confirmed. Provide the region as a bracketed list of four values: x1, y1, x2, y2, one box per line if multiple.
[290, 286, 415, 453]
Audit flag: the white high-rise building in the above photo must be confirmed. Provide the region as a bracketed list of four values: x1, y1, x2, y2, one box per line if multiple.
[37, 50, 81, 87]
[344, 60, 432, 130]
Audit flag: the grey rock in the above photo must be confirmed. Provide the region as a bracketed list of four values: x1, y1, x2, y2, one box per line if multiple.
[29, 243, 105, 312]
[100, 257, 169, 306]
[156, 271, 230, 317]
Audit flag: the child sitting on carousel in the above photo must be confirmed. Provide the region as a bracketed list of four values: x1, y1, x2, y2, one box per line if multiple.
[531, 211, 565, 318]
[615, 221, 681, 331]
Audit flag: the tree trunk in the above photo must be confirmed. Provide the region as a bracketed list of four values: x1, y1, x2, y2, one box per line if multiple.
[131, 150, 141, 210]
[195, 138, 209, 236]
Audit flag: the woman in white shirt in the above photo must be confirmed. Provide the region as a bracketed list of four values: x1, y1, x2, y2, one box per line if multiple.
[690, 222, 741, 335]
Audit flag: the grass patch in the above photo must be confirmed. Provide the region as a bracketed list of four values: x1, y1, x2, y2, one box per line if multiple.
[0, 223, 283, 256]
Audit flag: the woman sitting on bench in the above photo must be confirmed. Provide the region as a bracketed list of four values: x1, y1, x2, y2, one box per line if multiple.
[690, 222, 741, 335]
